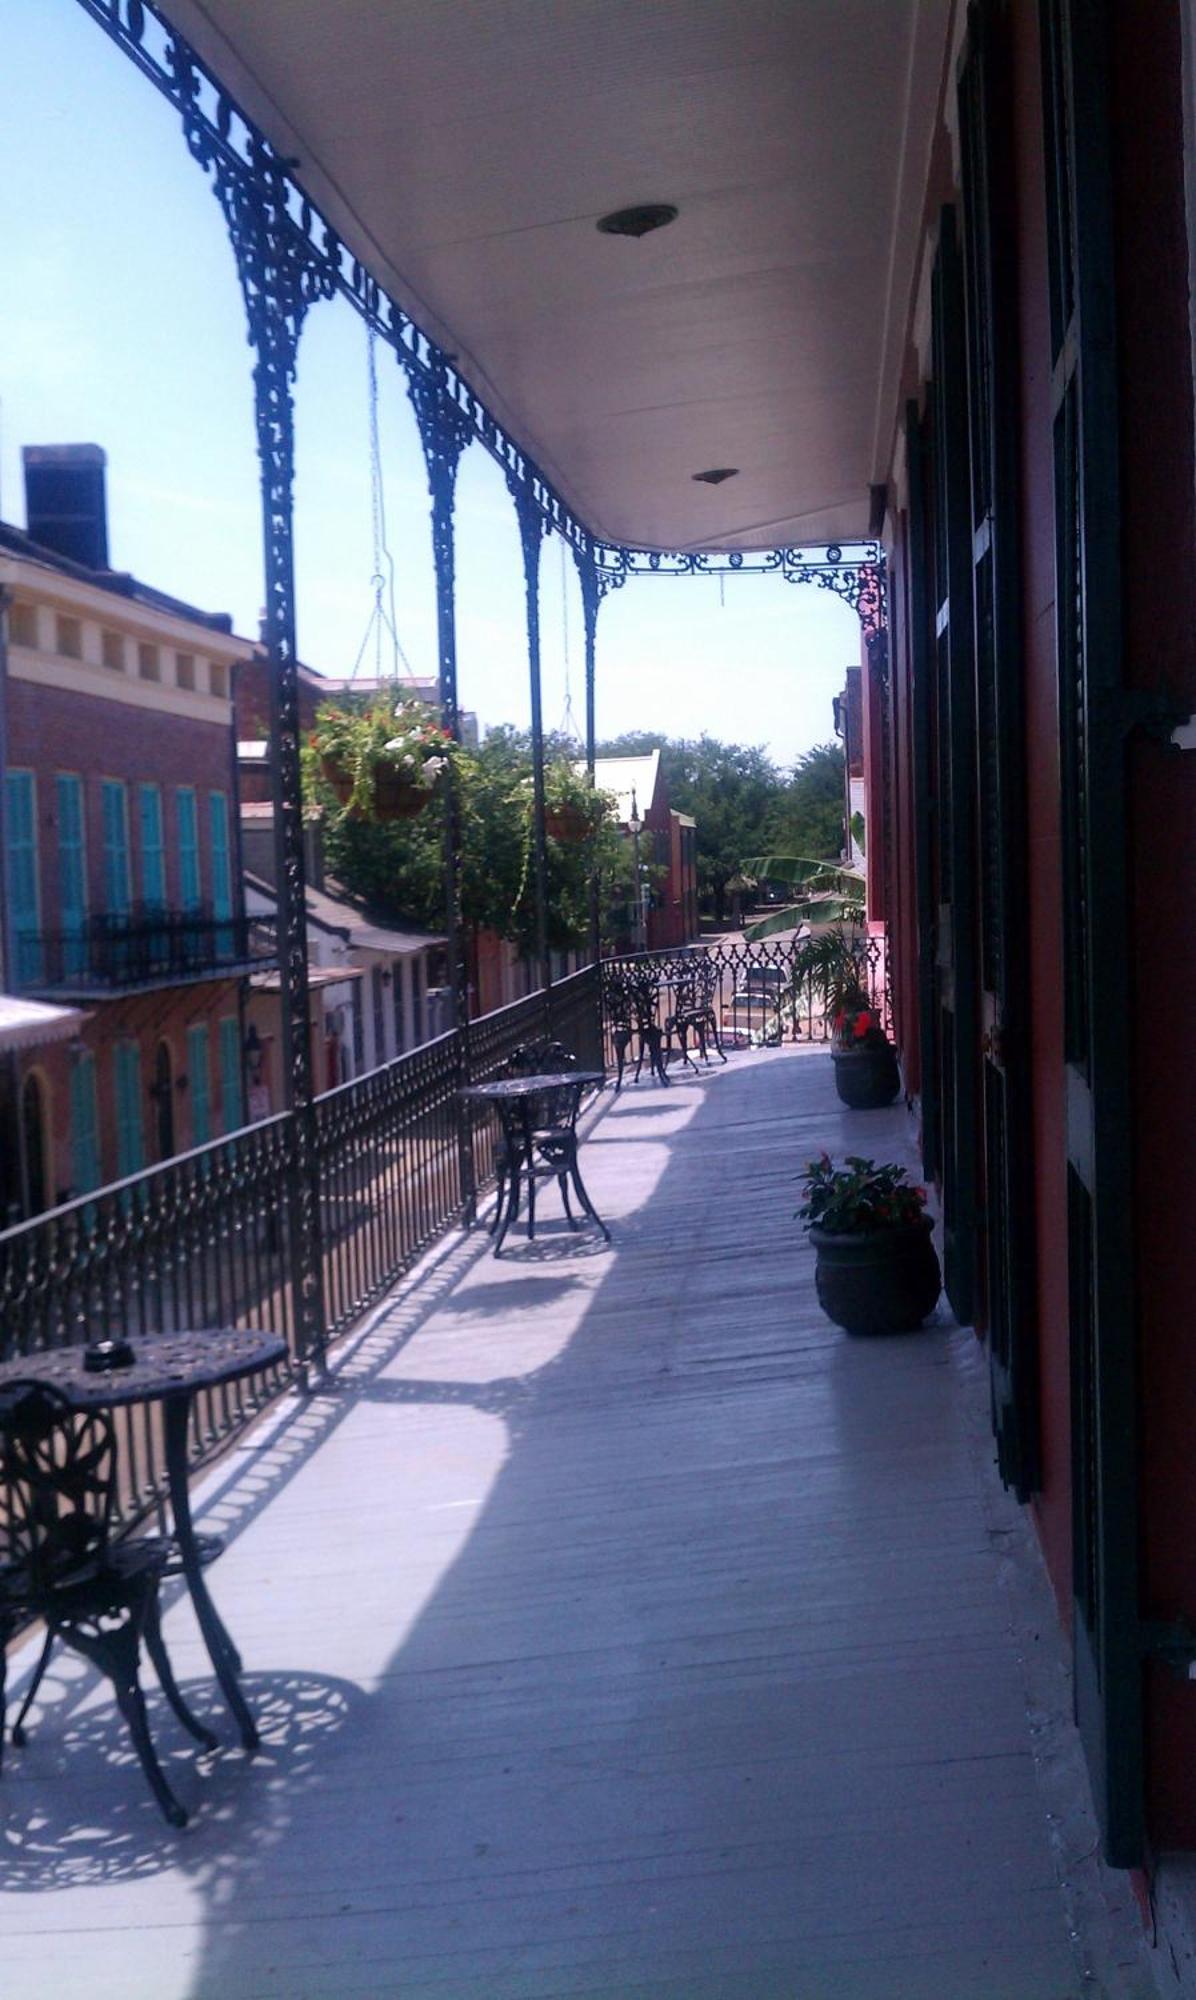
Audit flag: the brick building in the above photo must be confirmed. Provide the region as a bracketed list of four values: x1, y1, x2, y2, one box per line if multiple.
[0, 447, 264, 1216]
[592, 751, 699, 951]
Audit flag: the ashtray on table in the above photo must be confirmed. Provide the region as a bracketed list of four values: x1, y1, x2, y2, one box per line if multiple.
[83, 1339, 137, 1373]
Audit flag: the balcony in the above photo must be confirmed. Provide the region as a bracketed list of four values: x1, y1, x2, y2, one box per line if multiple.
[0, 1032, 1145, 1997]
[14, 907, 276, 998]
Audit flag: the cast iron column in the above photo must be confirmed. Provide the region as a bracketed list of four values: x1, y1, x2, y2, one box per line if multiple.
[508, 477, 551, 1000]
[407, 361, 476, 1215]
[199, 134, 332, 1368]
[577, 551, 602, 968]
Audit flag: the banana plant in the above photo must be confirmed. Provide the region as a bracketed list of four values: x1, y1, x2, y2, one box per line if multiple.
[739, 855, 865, 942]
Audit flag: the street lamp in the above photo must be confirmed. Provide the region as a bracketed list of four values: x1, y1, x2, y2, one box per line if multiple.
[627, 786, 646, 953]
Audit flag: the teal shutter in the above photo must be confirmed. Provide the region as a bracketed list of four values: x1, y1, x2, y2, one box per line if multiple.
[101, 780, 130, 915]
[188, 1024, 211, 1146]
[177, 788, 201, 908]
[56, 774, 87, 979]
[209, 791, 232, 956]
[139, 784, 165, 905]
[219, 1016, 244, 1132]
[5, 770, 42, 984]
[114, 1041, 144, 1178]
[69, 1050, 101, 1194]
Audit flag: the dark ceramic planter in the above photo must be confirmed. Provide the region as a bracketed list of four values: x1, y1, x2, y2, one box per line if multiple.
[809, 1216, 941, 1335]
[831, 1042, 901, 1109]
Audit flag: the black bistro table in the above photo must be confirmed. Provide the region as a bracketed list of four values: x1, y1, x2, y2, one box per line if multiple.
[462, 1072, 610, 1255]
[0, 1326, 287, 1749]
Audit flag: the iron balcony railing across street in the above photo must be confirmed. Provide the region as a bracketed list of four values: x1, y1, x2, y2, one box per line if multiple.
[14, 908, 275, 996]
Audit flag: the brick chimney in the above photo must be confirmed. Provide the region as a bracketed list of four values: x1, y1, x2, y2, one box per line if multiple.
[22, 444, 109, 570]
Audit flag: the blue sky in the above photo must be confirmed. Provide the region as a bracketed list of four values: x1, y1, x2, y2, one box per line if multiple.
[0, 0, 862, 767]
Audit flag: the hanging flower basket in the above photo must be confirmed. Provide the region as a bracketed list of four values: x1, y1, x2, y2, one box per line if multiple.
[372, 767, 434, 820]
[307, 694, 453, 823]
[320, 755, 354, 808]
[320, 756, 435, 820]
[545, 801, 589, 843]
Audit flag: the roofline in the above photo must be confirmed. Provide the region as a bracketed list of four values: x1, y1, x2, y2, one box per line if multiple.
[0, 518, 243, 635]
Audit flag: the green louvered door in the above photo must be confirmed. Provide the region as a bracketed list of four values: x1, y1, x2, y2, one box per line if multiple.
[928, 207, 980, 1325]
[1042, 0, 1141, 1864]
[959, 0, 1039, 1499]
[904, 401, 940, 1186]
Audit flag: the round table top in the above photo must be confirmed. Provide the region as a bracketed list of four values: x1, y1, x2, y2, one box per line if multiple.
[461, 1071, 604, 1101]
[0, 1327, 289, 1409]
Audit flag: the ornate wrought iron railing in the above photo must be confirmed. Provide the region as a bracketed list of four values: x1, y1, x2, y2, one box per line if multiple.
[0, 963, 605, 1526]
[599, 935, 891, 1069]
[18, 909, 273, 996]
[316, 1031, 466, 1340]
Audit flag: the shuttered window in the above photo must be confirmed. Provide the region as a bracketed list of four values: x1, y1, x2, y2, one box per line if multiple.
[188, 1023, 211, 1147]
[101, 780, 130, 915]
[5, 770, 42, 984]
[139, 784, 165, 905]
[219, 1016, 244, 1133]
[56, 774, 87, 978]
[114, 1040, 144, 1178]
[177, 788, 201, 908]
[69, 1049, 101, 1194]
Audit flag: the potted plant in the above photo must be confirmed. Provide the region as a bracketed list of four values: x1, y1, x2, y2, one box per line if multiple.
[776, 922, 898, 1108]
[542, 763, 604, 844]
[305, 692, 453, 822]
[798, 1153, 941, 1334]
[829, 990, 901, 1109]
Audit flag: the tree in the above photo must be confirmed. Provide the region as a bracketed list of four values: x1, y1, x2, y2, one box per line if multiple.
[596, 730, 784, 922]
[595, 731, 847, 922]
[315, 723, 624, 957]
[768, 742, 846, 863]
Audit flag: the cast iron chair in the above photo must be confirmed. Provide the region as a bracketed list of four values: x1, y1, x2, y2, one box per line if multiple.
[488, 1043, 609, 1253]
[605, 969, 669, 1089]
[665, 958, 728, 1071]
[490, 1038, 577, 1233]
[0, 1379, 217, 1827]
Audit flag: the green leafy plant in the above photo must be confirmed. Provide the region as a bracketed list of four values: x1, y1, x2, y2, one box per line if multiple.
[304, 691, 454, 819]
[740, 854, 865, 942]
[797, 1154, 928, 1234]
[775, 921, 884, 1042]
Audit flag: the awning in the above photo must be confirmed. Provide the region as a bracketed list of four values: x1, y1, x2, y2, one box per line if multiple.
[250, 966, 364, 992]
[0, 995, 86, 1056]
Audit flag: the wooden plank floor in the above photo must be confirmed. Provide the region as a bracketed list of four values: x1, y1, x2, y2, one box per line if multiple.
[0, 1047, 1123, 1997]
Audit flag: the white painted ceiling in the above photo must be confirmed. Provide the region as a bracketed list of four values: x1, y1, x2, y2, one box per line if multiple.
[158, 0, 950, 552]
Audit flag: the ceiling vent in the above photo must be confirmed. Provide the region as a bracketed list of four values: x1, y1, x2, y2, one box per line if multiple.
[692, 467, 739, 485]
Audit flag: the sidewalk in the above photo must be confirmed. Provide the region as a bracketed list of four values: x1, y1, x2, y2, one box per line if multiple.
[0, 1045, 1158, 1998]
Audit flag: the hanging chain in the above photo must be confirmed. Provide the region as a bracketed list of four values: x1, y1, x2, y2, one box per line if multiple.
[558, 535, 579, 744]
[350, 322, 415, 684]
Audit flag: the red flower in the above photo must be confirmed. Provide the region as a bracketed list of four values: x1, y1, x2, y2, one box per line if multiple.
[853, 1010, 873, 1039]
